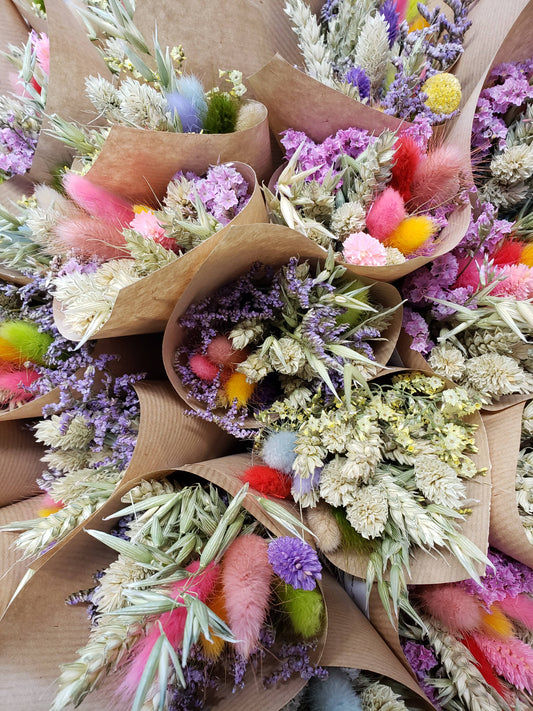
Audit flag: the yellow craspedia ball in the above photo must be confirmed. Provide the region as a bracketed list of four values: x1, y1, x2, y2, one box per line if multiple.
[386, 216, 436, 255]
[223, 371, 255, 408]
[422, 73, 462, 115]
[520, 243, 533, 267]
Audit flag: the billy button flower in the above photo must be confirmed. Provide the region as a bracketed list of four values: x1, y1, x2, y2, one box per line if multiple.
[422, 73, 462, 116]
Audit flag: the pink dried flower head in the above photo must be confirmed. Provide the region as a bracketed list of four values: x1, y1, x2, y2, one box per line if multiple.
[472, 631, 533, 692]
[130, 210, 175, 251]
[0, 366, 39, 407]
[417, 583, 483, 632]
[33, 33, 49, 76]
[189, 353, 219, 381]
[366, 187, 407, 242]
[491, 264, 533, 300]
[63, 173, 134, 226]
[411, 145, 465, 208]
[343, 232, 387, 266]
[54, 217, 127, 259]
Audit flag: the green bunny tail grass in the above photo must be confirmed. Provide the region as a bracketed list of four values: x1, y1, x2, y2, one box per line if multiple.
[277, 583, 324, 638]
[331, 507, 375, 554]
[203, 92, 238, 134]
[0, 321, 53, 365]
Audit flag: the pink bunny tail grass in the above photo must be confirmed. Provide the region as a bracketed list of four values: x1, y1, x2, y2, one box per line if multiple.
[54, 217, 128, 260]
[63, 173, 134, 226]
[119, 560, 219, 701]
[499, 595, 533, 630]
[416, 583, 483, 633]
[0, 367, 39, 406]
[472, 632, 533, 692]
[395, 0, 409, 20]
[410, 145, 465, 209]
[221, 534, 273, 659]
[366, 187, 407, 242]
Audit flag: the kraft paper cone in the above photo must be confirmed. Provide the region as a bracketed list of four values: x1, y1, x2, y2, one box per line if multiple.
[163, 223, 402, 428]
[0, 0, 29, 94]
[0, 493, 47, 619]
[28, 0, 109, 183]
[0, 463, 325, 710]
[53, 163, 269, 341]
[266, 163, 471, 283]
[306, 373, 491, 584]
[132, 0, 323, 94]
[482, 403, 533, 568]
[10, 0, 47, 34]
[0, 331, 165, 422]
[320, 573, 434, 709]
[82, 105, 273, 200]
[0, 419, 45, 506]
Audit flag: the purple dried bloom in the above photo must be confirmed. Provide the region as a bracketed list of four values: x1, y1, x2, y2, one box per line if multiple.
[345, 66, 371, 99]
[402, 307, 434, 355]
[166, 92, 203, 133]
[320, 0, 339, 22]
[380, 0, 400, 46]
[459, 549, 533, 608]
[267, 537, 322, 590]
[402, 640, 438, 674]
[263, 640, 327, 687]
[292, 466, 322, 499]
[191, 164, 250, 224]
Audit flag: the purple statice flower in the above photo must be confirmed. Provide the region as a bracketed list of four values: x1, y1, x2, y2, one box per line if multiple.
[402, 640, 438, 675]
[402, 307, 434, 355]
[262, 640, 327, 686]
[190, 164, 250, 225]
[380, 0, 400, 47]
[454, 201, 514, 259]
[459, 549, 533, 609]
[345, 66, 371, 99]
[168, 646, 219, 710]
[267, 537, 322, 590]
[0, 122, 37, 177]
[320, 0, 339, 22]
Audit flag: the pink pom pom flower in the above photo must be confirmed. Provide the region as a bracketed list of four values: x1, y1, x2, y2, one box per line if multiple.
[343, 232, 387, 266]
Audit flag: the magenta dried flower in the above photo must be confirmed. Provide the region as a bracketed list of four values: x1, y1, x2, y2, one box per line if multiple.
[268, 537, 322, 590]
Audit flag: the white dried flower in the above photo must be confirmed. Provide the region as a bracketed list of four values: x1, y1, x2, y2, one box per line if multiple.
[491, 143, 533, 185]
[345, 483, 388, 539]
[236, 351, 272, 382]
[385, 246, 406, 265]
[85, 75, 121, 119]
[34, 414, 94, 450]
[117, 77, 169, 130]
[414, 454, 466, 508]
[330, 201, 366, 241]
[360, 681, 408, 711]
[522, 401, 533, 438]
[92, 556, 147, 613]
[230, 319, 264, 350]
[429, 344, 466, 382]
[463, 353, 533, 400]
[319, 456, 358, 508]
[268, 336, 307, 375]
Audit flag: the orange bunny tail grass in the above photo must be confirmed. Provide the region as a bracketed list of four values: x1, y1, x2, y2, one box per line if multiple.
[481, 604, 514, 639]
[520, 243, 533, 267]
[410, 145, 465, 209]
[0, 336, 23, 366]
[200, 582, 228, 661]
[63, 172, 134, 226]
[221, 534, 272, 659]
[54, 217, 128, 260]
[416, 583, 483, 633]
[385, 215, 436, 254]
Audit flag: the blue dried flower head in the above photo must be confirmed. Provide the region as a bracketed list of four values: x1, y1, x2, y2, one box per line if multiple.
[268, 537, 322, 591]
[261, 430, 297, 474]
[167, 75, 208, 132]
[344, 66, 371, 100]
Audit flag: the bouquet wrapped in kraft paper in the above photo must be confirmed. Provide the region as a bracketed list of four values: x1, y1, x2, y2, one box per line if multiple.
[482, 402, 533, 569]
[0, 461, 330, 710]
[0, 379, 234, 571]
[51, 162, 268, 344]
[162, 223, 403, 437]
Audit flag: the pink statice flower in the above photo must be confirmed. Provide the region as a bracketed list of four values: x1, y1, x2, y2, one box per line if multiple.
[130, 210, 176, 251]
[33, 33, 50, 76]
[343, 232, 387, 266]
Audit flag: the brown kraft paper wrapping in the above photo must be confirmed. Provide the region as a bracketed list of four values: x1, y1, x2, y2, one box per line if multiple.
[320, 572, 434, 710]
[482, 403, 533, 569]
[53, 163, 268, 341]
[0, 493, 47, 619]
[0, 419, 45, 507]
[132, 0, 323, 93]
[162, 223, 403, 427]
[0, 0, 30, 94]
[0, 331, 165, 422]
[28, 0, 110, 183]
[10, 0, 47, 34]
[0, 459, 326, 710]
[82, 104, 273, 199]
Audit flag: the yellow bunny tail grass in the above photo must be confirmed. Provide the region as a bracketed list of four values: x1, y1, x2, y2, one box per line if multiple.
[386, 216, 436, 255]
[277, 583, 324, 638]
[200, 584, 228, 661]
[482, 604, 514, 639]
[520, 243, 533, 267]
[0, 321, 53, 365]
[223, 372, 256, 408]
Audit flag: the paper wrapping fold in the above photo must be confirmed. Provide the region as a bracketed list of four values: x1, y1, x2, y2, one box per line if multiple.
[0, 493, 46, 619]
[162, 222, 403, 428]
[132, 0, 322, 93]
[27, 0, 109, 183]
[0, 0, 29, 94]
[82, 103, 273, 201]
[482, 403, 533, 569]
[0, 419, 45, 507]
[53, 163, 269, 341]
[0, 455, 327, 711]
[0, 331, 165, 422]
[320, 573, 434, 709]
[10, 0, 47, 34]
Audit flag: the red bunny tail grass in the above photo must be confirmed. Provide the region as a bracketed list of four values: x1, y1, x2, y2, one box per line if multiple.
[410, 145, 465, 209]
[63, 173, 134, 226]
[221, 534, 272, 658]
[416, 583, 483, 633]
[54, 217, 128, 259]
[462, 634, 507, 699]
[119, 560, 219, 700]
[242, 465, 292, 498]
[492, 241, 524, 267]
[389, 135, 423, 201]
